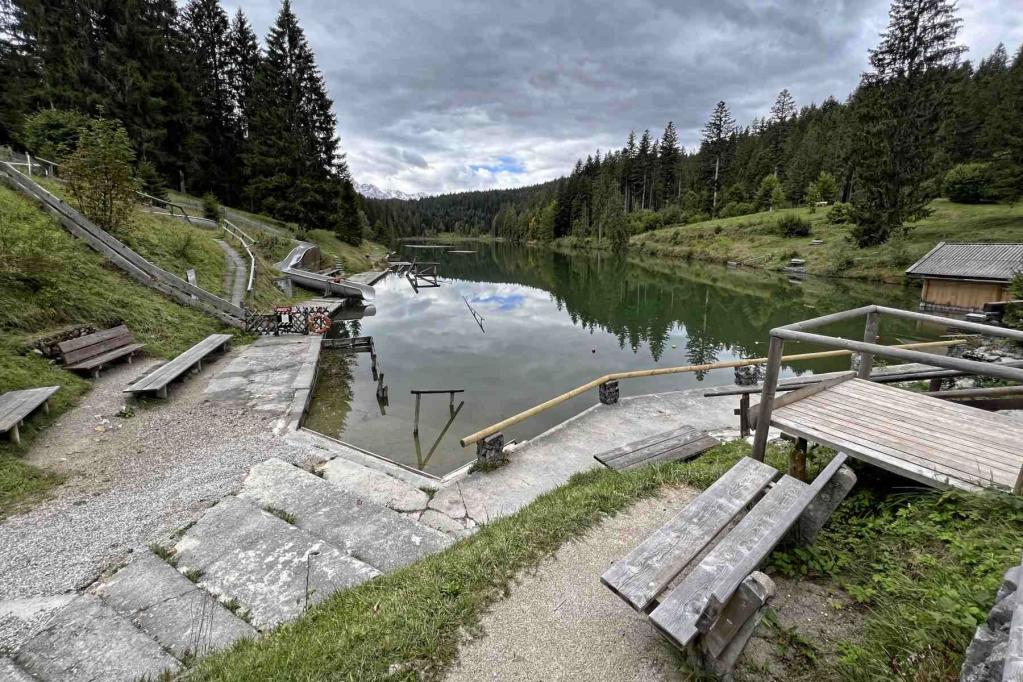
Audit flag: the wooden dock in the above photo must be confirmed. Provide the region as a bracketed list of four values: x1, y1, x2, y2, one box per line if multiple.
[766, 377, 1023, 492]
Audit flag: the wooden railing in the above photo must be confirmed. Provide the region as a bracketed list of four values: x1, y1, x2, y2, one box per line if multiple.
[458, 338, 964, 448]
[222, 219, 256, 294]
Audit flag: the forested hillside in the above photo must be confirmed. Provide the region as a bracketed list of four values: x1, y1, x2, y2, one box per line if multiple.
[0, 0, 363, 243]
[366, 0, 1023, 250]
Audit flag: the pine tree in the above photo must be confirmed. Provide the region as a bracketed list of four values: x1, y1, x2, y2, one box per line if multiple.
[659, 121, 681, 203]
[701, 101, 735, 215]
[227, 9, 259, 136]
[181, 0, 237, 200]
[851, 0, 966, 246]
[244, 0, 349, 233]
[768, 89, 797, 178]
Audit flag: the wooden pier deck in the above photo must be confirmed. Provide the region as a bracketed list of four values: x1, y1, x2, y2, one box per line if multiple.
[767, 378, 1023, 492]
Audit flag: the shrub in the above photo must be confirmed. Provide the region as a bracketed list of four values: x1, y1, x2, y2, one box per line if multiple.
[202, 192, 222, 223]
[62, 118, 138, 232]
[719, 201, 755, 218]
[827, 202, 854, 224]
[21, 109, 89, 162]
[756, 174, 786, 211]
[776, 214, 811, 238]
[659, 204, 685, 225]
[944, 163, 990, 204]
[137, 161, 167, 200]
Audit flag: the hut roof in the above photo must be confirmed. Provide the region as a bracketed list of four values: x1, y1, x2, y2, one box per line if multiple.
[905, 242, 1023, 282]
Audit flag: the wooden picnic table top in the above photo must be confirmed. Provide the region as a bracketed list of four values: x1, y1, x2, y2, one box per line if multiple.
[0, 386, 59, 432]
[770, 378, 1023, 492]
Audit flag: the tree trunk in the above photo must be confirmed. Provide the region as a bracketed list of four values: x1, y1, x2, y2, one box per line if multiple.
[712, 156, 720, 214]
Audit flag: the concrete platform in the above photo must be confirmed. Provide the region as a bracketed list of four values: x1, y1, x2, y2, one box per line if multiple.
[318, 456, 432, 513]
[172, 496, 380, 629]
[15, 594, 179, 681]
[95, 551, 256, 658]
[238, 458, 452, 572]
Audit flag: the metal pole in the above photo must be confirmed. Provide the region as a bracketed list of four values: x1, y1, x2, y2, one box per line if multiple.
[752, 336, 785, 462]
[857, 310, 880, 378]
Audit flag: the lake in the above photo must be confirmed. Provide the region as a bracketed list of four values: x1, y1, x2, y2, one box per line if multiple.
[304, 243, 936, 476]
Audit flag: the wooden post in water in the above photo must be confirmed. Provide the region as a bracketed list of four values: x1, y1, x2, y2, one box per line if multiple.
[413, 393, 421, 435]
[752, 336, 784, 462]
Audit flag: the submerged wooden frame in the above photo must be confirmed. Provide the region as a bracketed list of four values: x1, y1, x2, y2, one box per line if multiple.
[751, 305, 1023, 493]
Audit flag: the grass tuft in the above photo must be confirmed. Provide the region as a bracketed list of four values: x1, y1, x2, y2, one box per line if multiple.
[263, 506, 298, 525]
[149, 543, 178, 567]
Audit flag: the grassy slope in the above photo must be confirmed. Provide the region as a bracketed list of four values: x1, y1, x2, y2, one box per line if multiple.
[627, 199, 1023, 282]
[0, 184, 231, 516]
[189, 439, 1022, 681]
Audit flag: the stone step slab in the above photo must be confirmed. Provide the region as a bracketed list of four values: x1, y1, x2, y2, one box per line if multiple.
[14, 594, 179, 681]
[237, 458, 453, 572]
[0, 658, 35, 682]
[317, 456, 430, 512]
[172, 495, 380, 630]
[93, 550, 256, 659]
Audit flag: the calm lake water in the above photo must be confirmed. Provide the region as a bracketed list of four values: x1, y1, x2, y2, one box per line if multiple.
[304, 243, 938, 476]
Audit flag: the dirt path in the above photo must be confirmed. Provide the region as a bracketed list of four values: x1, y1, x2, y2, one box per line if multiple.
[215, 238, 247, 307]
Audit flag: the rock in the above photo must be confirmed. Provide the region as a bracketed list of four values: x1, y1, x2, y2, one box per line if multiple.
[95, 551, 255, 658]
[998, 566, 1021, 603]
[172, 496, 380, 629]
[15, 594, 179, 681]
[238, 458, 451, 572]
[318, 457, 429, 513]
[0, 658, 36, 682]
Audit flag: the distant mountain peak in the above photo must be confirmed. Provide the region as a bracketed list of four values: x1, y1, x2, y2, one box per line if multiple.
[355, 182, 428, 201]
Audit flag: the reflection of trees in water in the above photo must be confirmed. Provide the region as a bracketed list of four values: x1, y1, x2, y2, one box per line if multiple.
[428, 244, 920, 369]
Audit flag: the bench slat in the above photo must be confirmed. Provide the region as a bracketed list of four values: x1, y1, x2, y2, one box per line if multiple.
[66, 343, 144, 371]
[647, 474, 809, 648]
[62, 332, 134, 366]
[613, 434, 721, 471]
[595, 426, 699, 466]
[0, 386, 59, 432]
[125, 334, 232, 393]
[601, 457, 778, 612]
[57, 325, 129, 354]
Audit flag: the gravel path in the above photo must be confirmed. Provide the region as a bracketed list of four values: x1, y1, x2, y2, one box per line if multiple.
[0, 350, 314, 603]
[445, 486, 695, 682]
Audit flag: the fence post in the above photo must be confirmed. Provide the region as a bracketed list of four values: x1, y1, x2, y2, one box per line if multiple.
[856, 310, 880, 378]
[752, 335, 784, 461]
[26, 152, 32, 178]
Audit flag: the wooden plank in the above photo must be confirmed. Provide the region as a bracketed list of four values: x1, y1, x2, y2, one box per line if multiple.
[777, 403, 1017, 487]
[58, 325, 129, 354]
[792, 393, 1022, 470]
[62, 333, 133, 365]
[67, 343, 144, 371]
[615, 434, 721, 471]
[749, 372, 854, 428]
[600, 457, 778, 612]
[0, 386, 59, 432]
[595, 426, 700, 468]
[647, 474, 810, 648]
[770, 415, 985, 492]
[126, 334, 231, 392]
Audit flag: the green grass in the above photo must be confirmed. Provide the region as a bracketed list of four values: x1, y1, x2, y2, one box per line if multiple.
[628, 199, 1023, 282]
[304, 229, 389, 274]
[126, 211, 230, 297]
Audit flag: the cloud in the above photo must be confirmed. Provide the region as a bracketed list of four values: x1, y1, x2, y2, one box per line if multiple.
[227, 0, 1023, 195]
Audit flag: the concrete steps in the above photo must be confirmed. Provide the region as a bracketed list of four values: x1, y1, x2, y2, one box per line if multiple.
[317, 455, 432, 513]
[94, 550, 256, 659]
[172, 495, 381, 630]
[14, 594, 180, 681]
[238, 458, 453, 572]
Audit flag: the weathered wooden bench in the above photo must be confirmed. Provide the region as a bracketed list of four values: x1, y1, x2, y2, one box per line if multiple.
[0, 386, 59, 445]
[58, 325, 144, 378]
[124, 334, 232, 398]
[602, 454, 856, 675]
[594, 425, 720, 471]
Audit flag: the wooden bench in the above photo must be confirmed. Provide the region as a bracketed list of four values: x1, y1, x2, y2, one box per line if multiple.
[58, 325, 144, 378]
[124, 334, 232, 398]
[602, 454, 856, 675]
[594, 425, 720, 471]
[0, 386, 59, 445]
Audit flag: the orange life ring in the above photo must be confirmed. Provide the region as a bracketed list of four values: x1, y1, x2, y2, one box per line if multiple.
[307, 312, 332, 335]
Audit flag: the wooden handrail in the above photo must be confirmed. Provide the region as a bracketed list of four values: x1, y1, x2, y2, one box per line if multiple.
[458, 339, 964, 447]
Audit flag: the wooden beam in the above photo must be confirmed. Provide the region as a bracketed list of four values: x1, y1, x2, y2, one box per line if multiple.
[752, 336, 784, 462]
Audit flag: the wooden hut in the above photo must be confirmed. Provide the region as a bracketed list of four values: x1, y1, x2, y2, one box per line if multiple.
[905, 242, 1023, 311]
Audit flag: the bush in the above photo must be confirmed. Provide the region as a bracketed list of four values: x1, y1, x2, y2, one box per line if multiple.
[659, 204, 685, 225]
[827, 202, 854, 224]
[202, 192, 222, 223]
[776, 214, 812, 238]
[136, 161, 167, 200]
[627, 209, 664, 234]
[944, 163, 990, 204]
[719, 201, 755, 218]
[21, 109, 89, 162]
[62, 118, 138, 232]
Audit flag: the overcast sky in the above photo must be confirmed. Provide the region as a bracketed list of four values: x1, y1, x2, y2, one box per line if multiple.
[225, 0, 1023, 196]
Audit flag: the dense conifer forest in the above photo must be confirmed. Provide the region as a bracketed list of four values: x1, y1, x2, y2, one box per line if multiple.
[365, 0, 1023, 249]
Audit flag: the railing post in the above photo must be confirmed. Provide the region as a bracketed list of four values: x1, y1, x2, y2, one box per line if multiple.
[856, 310, 880, 378]
[752, 335, 784, 461]
[599, 380, 620, 405]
